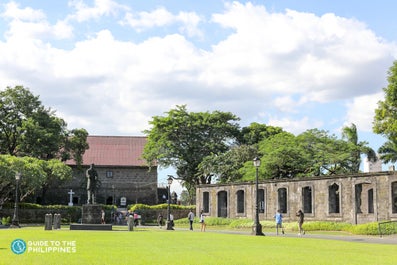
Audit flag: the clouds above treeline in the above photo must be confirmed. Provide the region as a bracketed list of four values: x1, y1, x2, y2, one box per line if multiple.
[0, 0, 396, 140]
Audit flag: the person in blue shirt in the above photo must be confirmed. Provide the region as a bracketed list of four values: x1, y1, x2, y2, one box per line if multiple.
[274, 209, 285, 235]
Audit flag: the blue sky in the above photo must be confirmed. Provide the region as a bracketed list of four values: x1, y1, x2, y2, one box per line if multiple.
[1, 1, 397, 194]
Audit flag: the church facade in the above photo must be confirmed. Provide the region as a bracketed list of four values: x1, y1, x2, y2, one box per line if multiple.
[196, 171, 397, 224]
[44, 136, 158, 206]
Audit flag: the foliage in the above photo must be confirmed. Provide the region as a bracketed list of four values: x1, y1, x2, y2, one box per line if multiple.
[0, 86, 88, 203]
[143, 105, 240, 194]
[198, 144, 257, 183]
[0, 155, 72, 204]
[342, 123, 377, 173]
[240, 129, 368, 180]
[373, 60, 397, 139]
[238, 122, 284, 145]
[129, 203, 195, 212]
[1, 216, 10, 225]
[0, 86, 88, 161]
[377, 138, 397, 164]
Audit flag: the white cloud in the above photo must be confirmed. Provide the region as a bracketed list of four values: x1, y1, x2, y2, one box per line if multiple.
[345, 92, 384, 132]
[0, 1, 396, 140]
[267, 116, 323, 135]
[67, 0, 129, 22]
[121, 7, 203, 37]
[2, 1, 46, 21]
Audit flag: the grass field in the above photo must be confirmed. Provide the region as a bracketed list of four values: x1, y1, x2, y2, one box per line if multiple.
[1, 225, 396, 265]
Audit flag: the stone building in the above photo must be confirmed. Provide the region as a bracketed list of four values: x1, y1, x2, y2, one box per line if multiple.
[45, 136, 157, 206]
[196, 171, 397, 224]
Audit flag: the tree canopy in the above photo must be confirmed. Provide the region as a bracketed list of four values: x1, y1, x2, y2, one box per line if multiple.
[0, 86, 88, 204]
[143, 105, 241, 193]
[373, 61, 397, 163]
[0, 86, 88, 162]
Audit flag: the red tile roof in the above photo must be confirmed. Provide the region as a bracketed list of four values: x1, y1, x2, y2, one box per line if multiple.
[66, 136, 148, 167]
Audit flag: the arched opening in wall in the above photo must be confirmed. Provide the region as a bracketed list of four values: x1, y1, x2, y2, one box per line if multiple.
[355, 184, 363, 214]
[277, 188, 287, 213]
[203, 192, 209, 213]
[328, 183, 340, 214]
[392, 182, 397, 213]
[302, 186, 312, 213]
[217, 191, 228, 218]
[237, 190, 244, 214]
[106, 196, 113, 205]
[258, 189, 265, 213]
[368, 188, 374, 214]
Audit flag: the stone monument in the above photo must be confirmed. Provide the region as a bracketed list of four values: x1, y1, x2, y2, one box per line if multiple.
[70, 164, 111, 230]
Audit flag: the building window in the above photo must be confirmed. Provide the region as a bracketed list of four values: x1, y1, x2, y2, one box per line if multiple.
[258, 189, 265, 213]
[278, 188, 287, 213]
[329, 183, 340, 214]
[355, 184, 363, 213]
[203, 192, 209, 213]
[392, 182, 397, 214]
[237, 190, 244, 214]
[106, 171, 113, 178]
[217, 191, 228, 218]
[302, 186, 312, 214]
[368, 188, 374, 214]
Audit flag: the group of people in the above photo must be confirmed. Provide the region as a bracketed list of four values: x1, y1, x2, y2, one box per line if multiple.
[274, 209, 305, 236]
[157, 209, 206, 232]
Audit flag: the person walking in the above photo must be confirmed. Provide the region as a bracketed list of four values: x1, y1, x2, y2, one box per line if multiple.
[101, 209, 105, 224]
[187, 209, 195, 230]
[199, 210, 206, 232]
[296, 209, 305, 235]
[274, 209, 284, 235]
[157, 213, 163, 228]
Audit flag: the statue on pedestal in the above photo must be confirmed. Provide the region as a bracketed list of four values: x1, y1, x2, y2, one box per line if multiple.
[86, 164, 98, 204]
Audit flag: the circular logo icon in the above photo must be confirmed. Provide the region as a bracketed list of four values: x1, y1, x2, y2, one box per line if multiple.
[11, 239, 26, 255]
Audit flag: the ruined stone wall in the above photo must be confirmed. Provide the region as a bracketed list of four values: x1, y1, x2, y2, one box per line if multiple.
[196, 172, 397, 224]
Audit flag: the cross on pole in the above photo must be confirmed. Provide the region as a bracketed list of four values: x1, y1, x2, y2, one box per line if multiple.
[68, 189, 75, 206]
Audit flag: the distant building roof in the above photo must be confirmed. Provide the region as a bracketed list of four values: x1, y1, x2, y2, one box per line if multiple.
[66, 136, 149, 167]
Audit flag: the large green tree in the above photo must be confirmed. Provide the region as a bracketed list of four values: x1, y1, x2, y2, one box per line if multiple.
[0, 86, 88, 162]
[373, 61, 397, 138]
[143, 105, 240, 194]
[0, 155, 72, 204]
[373, 61, 397, 163]
[240, 129, 365, 180]
[0, 86, 88, 204]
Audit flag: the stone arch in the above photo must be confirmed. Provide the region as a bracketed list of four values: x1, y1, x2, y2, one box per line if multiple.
[328, 183, 340, 214]
[392, 181, 397, 213]
[236, 190, 245, 214]
[217, 191, 228, 217]
[302, 186, 312, 213]
[277, 188, 287, 213]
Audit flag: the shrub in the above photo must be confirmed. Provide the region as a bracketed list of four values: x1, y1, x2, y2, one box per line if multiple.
[1, 216, 11, 225]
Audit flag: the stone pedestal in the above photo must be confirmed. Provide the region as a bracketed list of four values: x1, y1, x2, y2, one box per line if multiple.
[82, 204, 102, 224]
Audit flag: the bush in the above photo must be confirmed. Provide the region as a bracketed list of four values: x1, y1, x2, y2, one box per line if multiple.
[1, 216, 11, 225]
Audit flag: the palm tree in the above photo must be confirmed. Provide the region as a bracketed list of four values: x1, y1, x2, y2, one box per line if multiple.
[378, 137, 397, 164]
[342, 123, 377, 173]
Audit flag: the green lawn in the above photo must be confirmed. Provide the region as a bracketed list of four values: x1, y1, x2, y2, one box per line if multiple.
[1, 226, 396, 265]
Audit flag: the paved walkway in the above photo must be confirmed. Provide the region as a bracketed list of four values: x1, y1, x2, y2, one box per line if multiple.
[172, 227, 397, 245]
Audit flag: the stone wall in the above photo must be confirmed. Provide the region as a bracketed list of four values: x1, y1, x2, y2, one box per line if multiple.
[196, 171, 397, 224]
[44, 165, 158, 206]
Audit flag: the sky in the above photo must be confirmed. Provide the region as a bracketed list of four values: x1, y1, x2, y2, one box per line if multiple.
[1, 0, 397, 196]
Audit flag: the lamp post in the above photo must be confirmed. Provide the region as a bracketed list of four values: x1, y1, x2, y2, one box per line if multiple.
[253, 157, 264, 236]
[166, 175, 174, 230]
[11, 172, 21, 228]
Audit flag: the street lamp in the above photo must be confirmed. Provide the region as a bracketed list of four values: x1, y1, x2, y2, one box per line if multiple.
[253, 157, 264, 236]
[166, 175, 174, 230]
[11, 172, 21, 228]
